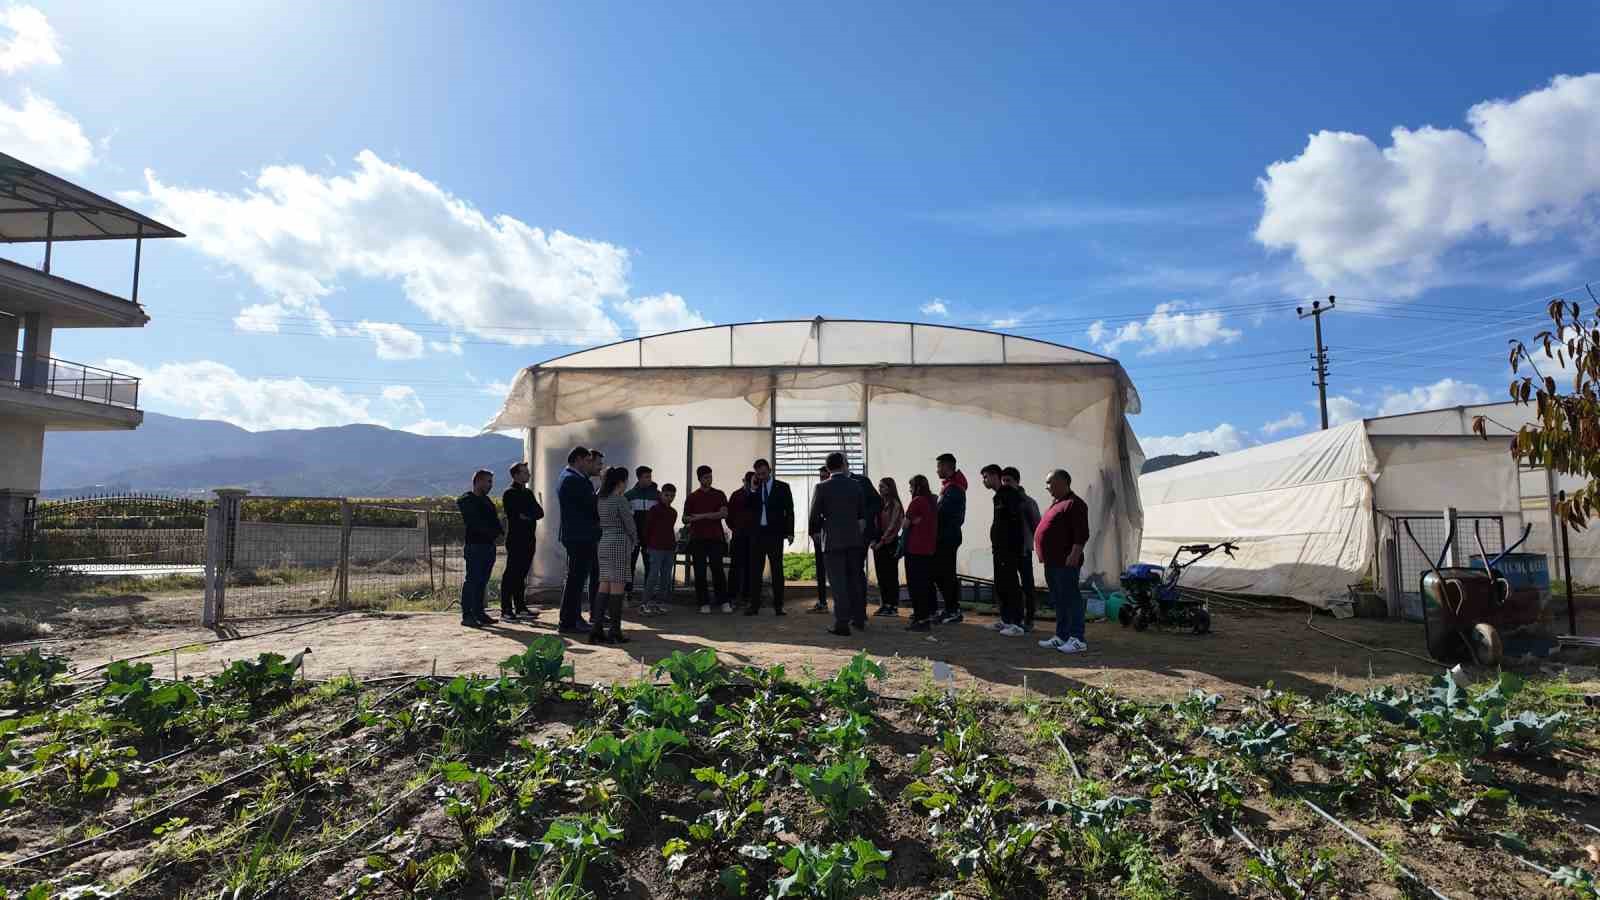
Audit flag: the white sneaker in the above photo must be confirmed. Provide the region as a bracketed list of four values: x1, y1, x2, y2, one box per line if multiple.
[989, 621, 1006, 632]
[1038, 636, 1066, 649]
[699, 604, 711, 614]
[1000, 624, 1024, 637]
[720, 602, 734, 614]
[1059, 638, 1088, 654]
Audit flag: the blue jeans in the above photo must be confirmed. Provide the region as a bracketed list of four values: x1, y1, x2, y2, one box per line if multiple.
[1046, 565, 1084, 642]
[645, 548, 675, 606]
[462, 543, 496, 623]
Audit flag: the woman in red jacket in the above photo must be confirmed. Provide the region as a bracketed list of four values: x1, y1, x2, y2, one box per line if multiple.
[902, 474, 939, 631]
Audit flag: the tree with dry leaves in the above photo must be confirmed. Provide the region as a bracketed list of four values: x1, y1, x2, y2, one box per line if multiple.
[1475, 297, 1600, 528]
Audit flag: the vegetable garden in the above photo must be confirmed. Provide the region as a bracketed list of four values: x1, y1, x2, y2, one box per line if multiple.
[0, 640, 1596, 899]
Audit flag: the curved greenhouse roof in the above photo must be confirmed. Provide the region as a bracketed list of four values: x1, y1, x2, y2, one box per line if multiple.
[487, 318, 1140, 430]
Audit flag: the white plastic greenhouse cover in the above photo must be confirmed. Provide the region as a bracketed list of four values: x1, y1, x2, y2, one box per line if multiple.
[486, 320, 1145, 587]
[1138, 422, 1378, 607]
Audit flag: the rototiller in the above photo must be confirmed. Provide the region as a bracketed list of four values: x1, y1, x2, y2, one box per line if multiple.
[1117, 541, 1238, 635]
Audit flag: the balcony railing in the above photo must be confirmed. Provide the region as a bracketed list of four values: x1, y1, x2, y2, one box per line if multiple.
[2, 352, 140, 409]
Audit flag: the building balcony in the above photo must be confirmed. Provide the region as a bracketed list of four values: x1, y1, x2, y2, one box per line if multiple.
[0, 352, 140, 430]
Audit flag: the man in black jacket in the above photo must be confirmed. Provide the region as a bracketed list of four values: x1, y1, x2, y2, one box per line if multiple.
[807, 464, 831, 614]
[981, 463, 1027, 636]
[457, 468, 504, 627]
[744, 458, 794, 615]
[933, 452, 968, 624]
[500, 461, 544, 621]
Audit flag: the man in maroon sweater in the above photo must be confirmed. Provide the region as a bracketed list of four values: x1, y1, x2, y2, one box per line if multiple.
[1035, 468, 1091, 654]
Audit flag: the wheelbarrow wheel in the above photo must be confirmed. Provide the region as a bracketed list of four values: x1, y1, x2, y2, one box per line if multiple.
[1467, 623, 1504, 667]
[1191, 609, 1211, 635]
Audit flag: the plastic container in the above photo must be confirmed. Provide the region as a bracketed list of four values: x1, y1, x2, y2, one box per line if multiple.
[1469, 553, 1550, 592]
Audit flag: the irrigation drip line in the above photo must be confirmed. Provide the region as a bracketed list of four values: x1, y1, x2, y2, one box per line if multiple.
[0, 678, 420, 872]
[0, 638, 67, 650]
[1051, 732, 1082, 781]
[1271, 773, 1451, 900]
[1227, 823, 1311, 898]
[68, 611, 351, 679]
[1302, 608, 1442, 668]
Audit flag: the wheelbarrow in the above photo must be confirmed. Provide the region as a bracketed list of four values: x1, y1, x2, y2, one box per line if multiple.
[1400, 519, 1532, 665]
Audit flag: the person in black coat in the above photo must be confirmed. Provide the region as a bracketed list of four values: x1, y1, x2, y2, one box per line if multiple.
[744, 458, 795, 615]
[500, 461, 544, 620]
[557, 446, 602, 632]
[457, 469, 504, 627]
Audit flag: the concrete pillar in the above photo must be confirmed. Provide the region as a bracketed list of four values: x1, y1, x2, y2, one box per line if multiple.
[0, 488, 36, 561]
[0, 420, 45, 492]
[0, 314, 17, 385]
[20, 312, 52, 389]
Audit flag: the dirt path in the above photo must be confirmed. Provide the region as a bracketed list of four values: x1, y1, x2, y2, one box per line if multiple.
[40, 592, 1516, 701]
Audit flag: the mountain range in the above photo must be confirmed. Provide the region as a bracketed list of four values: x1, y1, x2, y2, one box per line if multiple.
[41, 413, 522, 498]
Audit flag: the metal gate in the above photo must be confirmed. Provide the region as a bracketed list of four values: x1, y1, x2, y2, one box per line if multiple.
[1390, 513, 1505, 611]
[23, 493, 208, 574]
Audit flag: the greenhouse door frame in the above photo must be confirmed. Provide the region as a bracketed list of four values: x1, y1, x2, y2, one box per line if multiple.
[685, 426, 776, 491]
[771, 421, 867, 478]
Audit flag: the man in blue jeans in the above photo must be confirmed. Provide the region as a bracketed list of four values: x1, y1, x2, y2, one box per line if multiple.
[456, 468, 504, 627]
[1035, 468, 1091, 654]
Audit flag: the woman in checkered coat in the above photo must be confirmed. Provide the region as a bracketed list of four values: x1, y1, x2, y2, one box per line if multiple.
[593, 466, 639, 644]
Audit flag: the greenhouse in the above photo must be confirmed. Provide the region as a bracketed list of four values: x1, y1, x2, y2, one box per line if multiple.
[487, 318, 1145, 587]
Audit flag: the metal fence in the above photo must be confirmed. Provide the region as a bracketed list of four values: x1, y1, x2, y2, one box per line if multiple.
[207, 495, 468, 623]
[1388, 513, 1505, 616]
[19, 493, 206, 574]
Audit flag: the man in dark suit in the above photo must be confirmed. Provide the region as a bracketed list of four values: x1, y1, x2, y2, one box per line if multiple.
[744, 457, 794, 615]
[810, 451, 866, 636]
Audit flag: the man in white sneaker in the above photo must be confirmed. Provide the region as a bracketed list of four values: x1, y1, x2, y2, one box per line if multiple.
[1035, 468, 1091, 655]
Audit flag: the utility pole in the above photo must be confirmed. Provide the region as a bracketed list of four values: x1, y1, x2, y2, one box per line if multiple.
[1297, 295, 1336, 429]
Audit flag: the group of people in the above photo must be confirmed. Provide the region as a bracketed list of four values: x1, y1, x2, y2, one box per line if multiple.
[455, 446, 1092, 655]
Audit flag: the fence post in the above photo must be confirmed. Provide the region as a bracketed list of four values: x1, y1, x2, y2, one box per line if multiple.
[202, 504, 221, 626]
[422, 510, 434, 592]
[1441, 507, 1459, 567]
[212, 489, 249, 624]
[339, 498, 352, 608]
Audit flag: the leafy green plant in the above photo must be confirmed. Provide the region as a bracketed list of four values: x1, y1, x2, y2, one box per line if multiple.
[1244, 845, 1337, 900]
[437, 762, 504, 852]
[97, 662, 200, 741]
[344, 839, 458, 900]
[1550, 865, 1600, 899]
[812, 711, 872, 759]
[488, 741, 568, 827]
[585, 727, 688, 808]
[662, 766, 774, 894]
[1044, 792, 1171, 899]
[427, 675, 519, 754]
[1121, 755, 1243, 835]
[1203, 720, 1298, 770]
[34, 740, 134, 801]
[654, 648, 727, 694]
[0, 649, 68, 706]
[1394, 781, 1510, 839]
[711, 677, 813, 763]
[264, 743, 320, 792]
[527, 815, 624, 898]
[813, 653, 884, 714]
[766, 839, 891, 900]
[213, 653, 299, 707]
[1171, 689, 1221, 730]
[792, 758, 876, 831]
[501, 636, 574, 701]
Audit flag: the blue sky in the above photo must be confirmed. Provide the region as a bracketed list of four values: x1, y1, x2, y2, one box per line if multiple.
[4, 1, 1600, 452]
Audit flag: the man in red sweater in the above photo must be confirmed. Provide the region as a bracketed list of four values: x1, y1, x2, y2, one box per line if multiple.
[1035, 468, 1091, 654]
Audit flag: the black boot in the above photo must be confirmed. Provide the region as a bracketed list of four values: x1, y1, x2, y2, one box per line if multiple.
[606, 595, 628, 643]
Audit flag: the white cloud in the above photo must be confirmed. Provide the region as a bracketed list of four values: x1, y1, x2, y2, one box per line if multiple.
[233, 297, 336, 336]
[380, 384, 423, 414]
[105, 357, 476, 435]
[1256, 73, 1600, 293]
[135, 151, 710, 346]
[1088, 302, 1242, 355]
[920, 299, 949, 317]
[400, 419, 479, 438]
[0, 91, 94, 173]
[0, 6, 59, 73]
[990, 317, 1021, 329]
[1375, 378, 1491, 417]
[480, 379, 513, 398]
[1261, 411, 1307, 436]
[1326, 396, 1367, 427]
[429, 335, 464, 356]
[1139, 423, 1245, 456]
[615, 292, 711, 336]
[354, 320, 424, 360]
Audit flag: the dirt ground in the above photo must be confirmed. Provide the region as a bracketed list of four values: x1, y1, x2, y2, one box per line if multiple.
[23, 582, 1597, 701]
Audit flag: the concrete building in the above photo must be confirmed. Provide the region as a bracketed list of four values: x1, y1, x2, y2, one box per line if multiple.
[0, 152, 183, 556]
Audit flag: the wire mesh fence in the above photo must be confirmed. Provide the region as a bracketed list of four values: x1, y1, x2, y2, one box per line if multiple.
[1388, 513, 1505, 619]
[213, 497, 470, 621]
